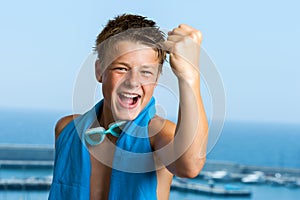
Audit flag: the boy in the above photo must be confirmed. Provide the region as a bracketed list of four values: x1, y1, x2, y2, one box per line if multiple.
[49, 14, 208, 200]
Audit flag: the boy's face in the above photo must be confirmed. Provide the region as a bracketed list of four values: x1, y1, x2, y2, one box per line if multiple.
[97, 41, 160, 121]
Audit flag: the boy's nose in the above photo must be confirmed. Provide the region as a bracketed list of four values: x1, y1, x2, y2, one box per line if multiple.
[124, 70, 141, 88]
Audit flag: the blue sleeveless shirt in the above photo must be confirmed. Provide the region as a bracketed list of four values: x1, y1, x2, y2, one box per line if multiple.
[48, 98, 157, 200]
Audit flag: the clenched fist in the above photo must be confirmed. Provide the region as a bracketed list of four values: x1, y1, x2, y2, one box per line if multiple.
[164, 24, 202, 83]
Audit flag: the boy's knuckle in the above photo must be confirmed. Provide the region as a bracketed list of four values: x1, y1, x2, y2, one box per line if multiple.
[190, 30, 202, 40]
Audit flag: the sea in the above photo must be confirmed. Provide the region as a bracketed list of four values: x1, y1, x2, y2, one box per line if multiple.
[0, 108, 300, 200]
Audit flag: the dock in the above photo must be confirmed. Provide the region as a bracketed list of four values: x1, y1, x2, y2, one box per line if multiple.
[0, 177, 52, 190]
[0, 144, 54, 169]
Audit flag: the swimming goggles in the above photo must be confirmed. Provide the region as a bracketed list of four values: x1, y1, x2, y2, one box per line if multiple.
[84, 121, 127, 146]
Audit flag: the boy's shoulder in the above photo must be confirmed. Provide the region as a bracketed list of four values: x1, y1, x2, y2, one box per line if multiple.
[149, 116, 176, 149]
[149, 116, 176, 134]
[55, 114, 81, 140]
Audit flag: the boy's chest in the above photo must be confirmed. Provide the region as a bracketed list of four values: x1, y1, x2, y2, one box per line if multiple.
[89, 154, 113, 200]
[88, 136, 117, 200]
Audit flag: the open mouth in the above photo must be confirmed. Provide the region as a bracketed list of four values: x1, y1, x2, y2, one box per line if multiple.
[118, 93, 141, 108]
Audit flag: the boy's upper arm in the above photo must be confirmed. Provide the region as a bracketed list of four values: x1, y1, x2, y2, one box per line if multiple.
[55, 114, 81, 140]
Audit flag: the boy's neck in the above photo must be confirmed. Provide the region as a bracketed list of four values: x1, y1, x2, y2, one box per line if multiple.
[98, 101, 115, 129]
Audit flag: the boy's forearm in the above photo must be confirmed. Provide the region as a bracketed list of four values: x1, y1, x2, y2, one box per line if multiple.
[171, 76, 208, 178]
[159, 24, 208, 178]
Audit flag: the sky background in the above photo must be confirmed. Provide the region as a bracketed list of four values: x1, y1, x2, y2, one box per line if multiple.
[1, 0, 299, 124]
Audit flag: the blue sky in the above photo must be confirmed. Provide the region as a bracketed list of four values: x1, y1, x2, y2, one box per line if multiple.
[1, 0, 299, 124]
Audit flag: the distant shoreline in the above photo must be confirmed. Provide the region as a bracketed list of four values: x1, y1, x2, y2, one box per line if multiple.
[1, 144, 300, 177]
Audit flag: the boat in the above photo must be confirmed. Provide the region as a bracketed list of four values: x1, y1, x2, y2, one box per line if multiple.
[241, 171, 266, 184]
[203, 170, 234, 182]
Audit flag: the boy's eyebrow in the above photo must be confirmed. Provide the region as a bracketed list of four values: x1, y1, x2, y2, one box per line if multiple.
[140, 65, 157, 69]
[110, 61, 130, 67]
[111, 61, 158, 69]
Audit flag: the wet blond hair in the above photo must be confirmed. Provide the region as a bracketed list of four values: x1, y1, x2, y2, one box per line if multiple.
[95, 14, 166, 72]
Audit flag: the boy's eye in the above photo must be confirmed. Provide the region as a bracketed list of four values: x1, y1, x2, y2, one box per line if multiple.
[113, 67, 128, 72]
[141, 71, 153, 76]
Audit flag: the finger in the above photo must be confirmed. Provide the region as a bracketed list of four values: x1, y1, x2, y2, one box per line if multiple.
[178, 24, 203, 43]
[167, 34, 182, 43]
[178, 24, 195, 32]
[161, 40, 174, 53]
[168, 27, 187, 36]
[170, 25, 202, 41]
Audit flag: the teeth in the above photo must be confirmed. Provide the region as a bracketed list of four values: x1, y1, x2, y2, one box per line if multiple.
[121, 93, 139, 98]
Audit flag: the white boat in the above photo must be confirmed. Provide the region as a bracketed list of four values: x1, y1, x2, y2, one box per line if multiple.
[204, 170, 233, 182]
[241, 171, 265, 184]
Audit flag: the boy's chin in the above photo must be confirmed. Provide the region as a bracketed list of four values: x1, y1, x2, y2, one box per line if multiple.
[113, 109, 140, 121]
[112, 100, 142, 121]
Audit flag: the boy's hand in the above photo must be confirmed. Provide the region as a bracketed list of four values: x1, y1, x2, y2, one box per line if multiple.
[164, 24, 202, 83]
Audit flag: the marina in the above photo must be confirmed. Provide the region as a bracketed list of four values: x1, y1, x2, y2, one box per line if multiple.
[171, 178, 252, 196]
[1, 145, 300, 194]
[198, 161, 300, 188]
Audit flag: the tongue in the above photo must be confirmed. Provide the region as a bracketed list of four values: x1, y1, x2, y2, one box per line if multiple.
[121, 96, 135, 105]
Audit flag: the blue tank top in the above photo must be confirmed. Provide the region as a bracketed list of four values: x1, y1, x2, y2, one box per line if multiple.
[48, 98, 157, 200]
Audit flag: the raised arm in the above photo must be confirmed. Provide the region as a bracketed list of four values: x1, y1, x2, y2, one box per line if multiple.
[152, 24, 208, 178]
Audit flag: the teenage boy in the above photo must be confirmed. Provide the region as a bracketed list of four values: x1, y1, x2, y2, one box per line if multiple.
[49, 14, 208, 200]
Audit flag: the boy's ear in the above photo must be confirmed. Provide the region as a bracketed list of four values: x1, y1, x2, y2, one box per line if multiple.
[95, 59, 103, 83]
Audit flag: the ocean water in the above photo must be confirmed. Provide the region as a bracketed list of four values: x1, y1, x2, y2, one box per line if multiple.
[0, 108, 64, 145]
[0, 109, 300, 199]
[207, 121, 300, 168]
